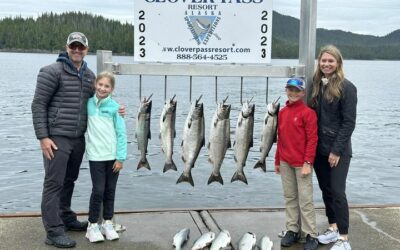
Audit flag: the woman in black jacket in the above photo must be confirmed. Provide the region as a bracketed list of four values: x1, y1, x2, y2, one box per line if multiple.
[309, 45, 357, 250]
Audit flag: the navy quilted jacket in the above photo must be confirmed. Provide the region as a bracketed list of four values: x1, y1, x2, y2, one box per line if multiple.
[31, 52, 95, 139]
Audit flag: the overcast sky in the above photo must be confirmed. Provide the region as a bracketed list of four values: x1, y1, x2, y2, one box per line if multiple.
[0, 0, 398, 37]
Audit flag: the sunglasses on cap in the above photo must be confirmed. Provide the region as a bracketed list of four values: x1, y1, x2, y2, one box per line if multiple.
[286, 78, 305, 91]
[68, 42, 87, 51]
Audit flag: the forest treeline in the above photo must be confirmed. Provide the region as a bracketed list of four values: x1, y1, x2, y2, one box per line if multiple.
[0, 11, 399, 59]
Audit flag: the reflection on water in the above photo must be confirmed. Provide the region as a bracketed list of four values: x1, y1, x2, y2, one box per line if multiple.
[0, 53, 399, 213]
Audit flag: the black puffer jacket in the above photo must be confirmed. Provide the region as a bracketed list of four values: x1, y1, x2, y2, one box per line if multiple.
[31, 52, 95, 139]
[313, 78, 357, 157]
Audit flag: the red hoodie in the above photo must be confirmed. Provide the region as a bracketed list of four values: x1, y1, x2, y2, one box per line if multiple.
[275, 100, 318, 167]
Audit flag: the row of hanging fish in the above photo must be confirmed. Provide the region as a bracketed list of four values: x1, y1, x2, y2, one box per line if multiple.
[135, 94, 280, 187]
[173, 228, 273, 250]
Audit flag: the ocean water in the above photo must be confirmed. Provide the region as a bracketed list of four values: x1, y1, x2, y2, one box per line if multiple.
[0, 52, 399, 213]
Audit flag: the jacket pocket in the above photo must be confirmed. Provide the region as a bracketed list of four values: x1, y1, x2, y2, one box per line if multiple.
[49, 108, 59, 127]
[318, 126, 337, 155]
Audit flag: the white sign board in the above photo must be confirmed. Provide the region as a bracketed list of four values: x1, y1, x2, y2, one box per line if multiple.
[134, 0, 273, 64]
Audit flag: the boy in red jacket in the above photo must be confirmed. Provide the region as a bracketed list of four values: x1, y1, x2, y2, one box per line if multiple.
[275, 78, 319, 250]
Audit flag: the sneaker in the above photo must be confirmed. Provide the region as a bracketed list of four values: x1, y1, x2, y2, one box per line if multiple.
[317, 227, 339, 244]
[304, 234, 319, 250]
[45, 233, 76, 248]
[101, 220, 120, 240]
[86, 222, 104, 243]
[281, 230, 299, 247]
[330, 238, 352, 250]
[65, 220, 88, 231]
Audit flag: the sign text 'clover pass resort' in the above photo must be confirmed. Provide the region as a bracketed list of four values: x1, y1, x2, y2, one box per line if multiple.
[134, 0, 273, 64]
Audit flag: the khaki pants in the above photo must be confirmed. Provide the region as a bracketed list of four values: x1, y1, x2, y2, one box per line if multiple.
[280, 161, 317, 237]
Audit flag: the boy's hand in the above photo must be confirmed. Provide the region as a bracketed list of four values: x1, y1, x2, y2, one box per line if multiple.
[113, 161, 123, 173]
[274, 165, 280, 175]
[301, 162, 312, 177]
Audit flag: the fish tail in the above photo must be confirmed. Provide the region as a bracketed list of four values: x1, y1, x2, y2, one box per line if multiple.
[253, 160, 266, 172]
[207, 172, 224, 185]
[176, 172, 194, 187]
[231, 170, 248, 185]
[137, 157, 151, 170]
[163, 159, 177, 173]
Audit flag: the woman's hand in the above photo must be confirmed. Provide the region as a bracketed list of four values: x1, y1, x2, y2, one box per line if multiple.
[328, 153, 340, 167]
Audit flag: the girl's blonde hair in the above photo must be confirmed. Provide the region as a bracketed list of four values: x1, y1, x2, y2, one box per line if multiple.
[96, 71, 115, 89]
[310, 45, 345, 106]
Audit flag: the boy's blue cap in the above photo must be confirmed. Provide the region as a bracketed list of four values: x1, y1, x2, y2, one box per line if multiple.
[286, 78, 305, 90]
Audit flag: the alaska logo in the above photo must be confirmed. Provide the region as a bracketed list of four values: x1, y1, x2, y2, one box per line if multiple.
[185, 15, 221, 45]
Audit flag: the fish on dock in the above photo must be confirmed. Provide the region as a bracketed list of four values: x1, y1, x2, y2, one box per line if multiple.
[254, 98, 280, 172]
[232, 99, 255, 184]
[177, 95, 205, 187]
[259, 235, 273, 250]
[207, 96, 231, 185]
[173, 228, 190, 250]
[238, 232, 256, 250]
[135, 94, 153, 170]
[191, 231, 215, 250]
[210, 230, 231, 250]
[160, 95, 178, 173]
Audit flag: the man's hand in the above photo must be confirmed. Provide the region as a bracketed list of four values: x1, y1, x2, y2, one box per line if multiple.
[40, 138, 58, 160]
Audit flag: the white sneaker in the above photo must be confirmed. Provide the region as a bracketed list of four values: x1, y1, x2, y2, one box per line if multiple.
[101, 220, 119, 240]
[86, 222, 104, 243]
[330, 238, 352, 250]
[317, 227, 339, 244]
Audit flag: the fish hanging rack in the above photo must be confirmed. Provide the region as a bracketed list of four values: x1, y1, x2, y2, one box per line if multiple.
[97, 50, 306, 104]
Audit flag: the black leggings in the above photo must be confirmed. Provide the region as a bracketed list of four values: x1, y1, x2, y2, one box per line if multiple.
[88, 160, 119, 223]
[314, 153, 351, 234]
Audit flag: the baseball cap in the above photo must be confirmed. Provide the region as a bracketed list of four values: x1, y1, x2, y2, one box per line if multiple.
[66, 32, 88, 47]
[286, 78, 305, 91]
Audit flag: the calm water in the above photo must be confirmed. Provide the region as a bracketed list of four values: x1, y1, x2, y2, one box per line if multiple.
[0, 52, 399, 214]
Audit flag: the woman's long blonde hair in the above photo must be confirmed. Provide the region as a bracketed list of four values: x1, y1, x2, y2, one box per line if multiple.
[310, 45, 345, 106]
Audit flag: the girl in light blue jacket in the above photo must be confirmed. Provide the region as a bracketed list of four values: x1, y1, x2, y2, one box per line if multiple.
[85, 71, 127, 243]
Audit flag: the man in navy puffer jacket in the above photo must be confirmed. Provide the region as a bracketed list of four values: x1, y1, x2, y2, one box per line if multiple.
[32, 32, 94, 248]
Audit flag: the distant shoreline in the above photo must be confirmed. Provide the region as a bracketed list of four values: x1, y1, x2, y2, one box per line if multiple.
[1, 49, 398, 61]
[0, 49, 132, 56]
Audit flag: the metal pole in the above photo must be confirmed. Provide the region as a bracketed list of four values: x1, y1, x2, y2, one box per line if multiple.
[299, 0, 317, 103]
[164, 75, 167, 101]
[96, 50, 112, 74]
[139, 75, 142, 100]
[215, 76, 218, 104]
[189, 76, 193, 103]
[266, 77, 269, 104]
[240, 77, 243, 104]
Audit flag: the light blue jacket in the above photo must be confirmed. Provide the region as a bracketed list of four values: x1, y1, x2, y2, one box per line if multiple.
[86, 94, 127, 162]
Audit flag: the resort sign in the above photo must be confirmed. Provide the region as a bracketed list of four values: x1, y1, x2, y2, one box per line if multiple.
[134, 0, 273, 64]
